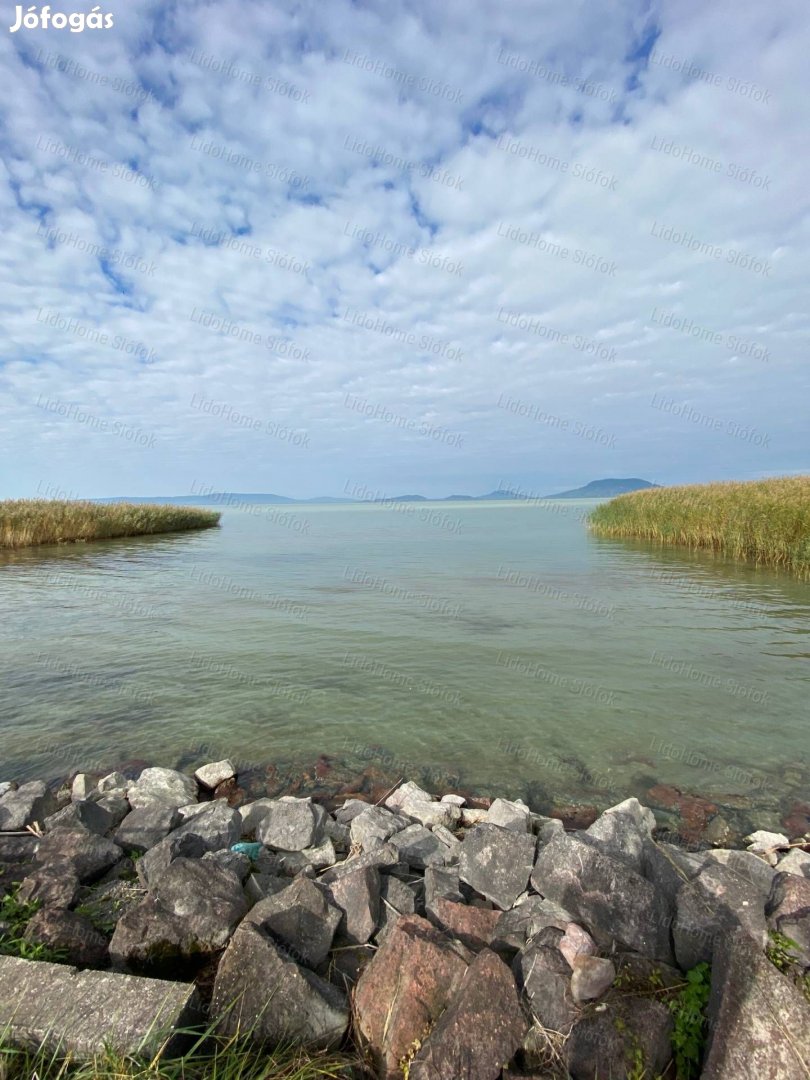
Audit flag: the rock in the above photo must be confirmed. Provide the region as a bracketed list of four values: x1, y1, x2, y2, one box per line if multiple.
[516, 940, 577, 1033]
[702, 928, 810, 1079]
[96, 793, 130, 829]
[136, 801, 241, 887]
[201, 849, 251, 881]
[126, 768, 197, 811]
[705, 814, 735, 846]
[428, 897, 501, 951]
[641, 839, 708, 912]
[566, 997, 673, 1080]
[114, 804, 181, 853]
[212, 777, 245, 806]
[245, 875, 341, 969]
[44, 801, 115, 837]
[385, 780, 434, 812]
[389, 823, 449, 869]
[326, 866, 380, 945]
[35, 828, 122, 884]
[0, 955, 199, 1058]
[0, 782, 14, 799]
[458, 824, 535, 910]
[424, 865, 464, 921]
[324, 816, 351, 853]
[71, 774, 95, 802]
[24, 908, 108, 966]
[532, 831, 673, 962]
[558, 923, 597, 968]
[441, 794, 465, 806]
[460, 808, 489, 827]
[400, 799, 461, 829]
[194, 759, 235, 790]
[17, 861, 80, 908]
[333, 798, 370, 824]
[0, 833, 39, 894]
[353, 915, 471, 1079]
[766, 872, 810, 963]
[212, 922, 348, 1049]
[485, 797, 530, 833]
[431, 824, 461, 858]
[319, 843, 399, 883]
[746, 829, 790, 862]
[110, 858, 247, 971]
[257, 797, 327, 851]
[275, 837, 337, 876]
[778, 848, 810, 878]
[408, 948, 528, 1079]
[585, 797, 656, 872]
[570, 955, 615, 1002]
[377, 874, 418, 941]
[350, 805, 409, 850]
[704, 847, 776, 894]
[673, 862, 769, 970]
[237, 798, 277, 835]
[492, 896, 573, 955]
[0, 781, 57, 831]
[97, 771, 128, 794]
[782, 801, 810, 840]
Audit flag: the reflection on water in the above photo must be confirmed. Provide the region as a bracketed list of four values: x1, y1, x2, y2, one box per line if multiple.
[1, 502, 808, 826]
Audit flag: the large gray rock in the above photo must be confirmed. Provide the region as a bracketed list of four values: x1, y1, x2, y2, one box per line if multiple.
[399, 799, 461, 830]
[274, 836, 337, 876]
[334, 797, 371, 824]
[35, 828, 122, 883]
[516, 939, 577, 1033]
[115, 804, 181, 853]
[212, 922, 348, 1049]
[566, 996, 673, 1079]
[326, 865, 381, 945]
[485, 797, 531, 833]
[385, 780, 434, 812]
[377, 874, 419, 941]
[766, 872, 810, 966]
[704, 847, 777, 894]
[702, 928, 810, 1079]
[778, 848, 810, 878]
[585, 797, 656, 872]
[349, 805, 409, 850]
[45, 800, 115, 837]
[532, 831, 673, 962]
[127, 768, 198, 811]
[492, 896, 573, 955]
[256, 797, 327, 851]
[97, 771, 128, 794]
[17, 860, 80, 909]
[389, 823, 449, 869]
[459, 824, 536, 910]
[409, 948, 528, 1079]
[137, 801, 241, 887]
[0, 955, 199, 1058]
[194, 759, 235, 790]
[424, 865, 464, 922]
[110, 858, 247, 971]
[0, 781, 57, 831]
[24, 908, 108, 967]
[238, 798, 277, 835]
[244, 876, 340, 969]
[570, 955, 615, 1002]
[673, 862, 768, 970]
[319, 842, 399, 882]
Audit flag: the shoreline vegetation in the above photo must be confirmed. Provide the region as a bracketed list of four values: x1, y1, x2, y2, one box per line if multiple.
[588, 475, 810, 579]
[0, 500, 221, 550]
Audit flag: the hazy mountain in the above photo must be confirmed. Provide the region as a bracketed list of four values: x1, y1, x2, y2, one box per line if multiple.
[542, 478, 658, 499]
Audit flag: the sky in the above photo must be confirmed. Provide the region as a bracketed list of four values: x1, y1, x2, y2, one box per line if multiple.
[1, 0, 808, 499]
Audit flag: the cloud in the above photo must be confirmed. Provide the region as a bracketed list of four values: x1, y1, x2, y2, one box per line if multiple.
[1, 0, 807, 497]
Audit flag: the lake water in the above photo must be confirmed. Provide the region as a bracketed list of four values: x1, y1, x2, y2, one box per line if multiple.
[1, 501, 808, 826]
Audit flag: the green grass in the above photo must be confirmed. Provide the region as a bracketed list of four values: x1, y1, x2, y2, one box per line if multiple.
[0, 1028, 362, 1079]
[588, 476, 810, 579]
[0, 889, 68, 963]
[0, 500, 220, 549]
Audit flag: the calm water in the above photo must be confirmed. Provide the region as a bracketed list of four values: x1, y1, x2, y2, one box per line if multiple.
[1, 501, 808, 820]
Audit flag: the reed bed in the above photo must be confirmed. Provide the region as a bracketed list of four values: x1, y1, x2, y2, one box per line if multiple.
[0, 500, 221, 549]
[588, 476, 810, 579]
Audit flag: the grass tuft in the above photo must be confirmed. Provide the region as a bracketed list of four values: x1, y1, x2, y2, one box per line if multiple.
[588, 476, 810, 579]
[0, 500, 220, 550]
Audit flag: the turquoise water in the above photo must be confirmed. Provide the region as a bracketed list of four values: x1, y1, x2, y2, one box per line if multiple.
[1, 501, 808, 816]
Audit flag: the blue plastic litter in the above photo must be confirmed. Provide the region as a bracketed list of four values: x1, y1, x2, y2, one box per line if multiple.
[231, 841, 262, 860]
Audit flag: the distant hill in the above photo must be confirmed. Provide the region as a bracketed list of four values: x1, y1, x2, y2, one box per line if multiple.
[543, 478, 658, 499]
[96, 480, 658, 505]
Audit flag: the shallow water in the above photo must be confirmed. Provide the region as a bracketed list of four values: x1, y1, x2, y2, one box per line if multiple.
[1, 501, 808, 819]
